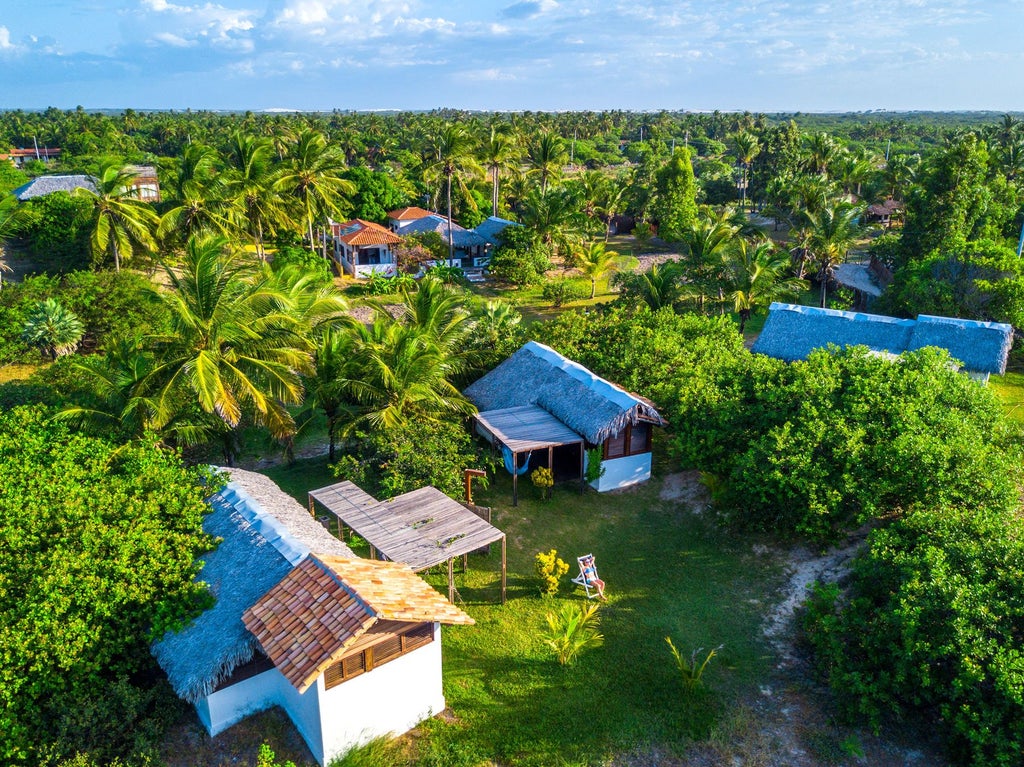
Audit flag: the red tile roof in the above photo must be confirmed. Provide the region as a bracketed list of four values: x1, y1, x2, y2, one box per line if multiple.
[332, 219, 402, 247]
[387, 206, 437, 221]
[242, 555, 472, 693]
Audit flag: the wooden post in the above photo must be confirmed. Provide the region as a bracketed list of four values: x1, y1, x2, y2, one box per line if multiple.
[447, 557, 455, 604]
[463, 468, 487, 505]
[462, 553, 468, 573]
[548, 445, 553, 470]
[370, 545, 377, 561]
[308, 494, 316, 518]
[512, 452, 519, 506]
[501, 535, 507, 604]
[579, 441, 586, 494]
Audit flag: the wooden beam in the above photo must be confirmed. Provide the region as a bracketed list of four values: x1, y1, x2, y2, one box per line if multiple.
[447, 557, 455, 604]
[501, 535, 507, 604]
[512, 452, 519, 507]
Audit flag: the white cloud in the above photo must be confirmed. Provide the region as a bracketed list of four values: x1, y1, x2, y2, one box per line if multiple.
[152, 32, 194, 47]
[394, 17, 456, 34]
[0, 26, 13, 49]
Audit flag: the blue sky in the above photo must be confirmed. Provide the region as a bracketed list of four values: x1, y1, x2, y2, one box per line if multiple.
[1, 0, 1022, 112]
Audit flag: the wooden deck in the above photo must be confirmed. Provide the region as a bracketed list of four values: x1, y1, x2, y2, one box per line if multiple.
[475, 405, 585, 453]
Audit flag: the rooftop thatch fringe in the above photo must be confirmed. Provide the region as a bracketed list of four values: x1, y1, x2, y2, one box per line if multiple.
[151, 468, 355, 703]
[464, 341, 663, 445]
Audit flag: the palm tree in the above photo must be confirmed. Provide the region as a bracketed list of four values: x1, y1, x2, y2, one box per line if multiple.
[424, 123, 482, 261]
[730, 131, 760, 210]
[575, 241, 632, 299]
[482, 124, 519, 217]
[21, 298, 84, 359]
[223, 132, 291, 260]
[274, 129, 355, 252]
[519, 187, 586, 262]
[528, 132, 568, 193]
[676, 211, 740, 313]
[0, 196, 24, 290]
[625, 261, 684, 311]
[721, 240, 807, 333]
[802, 132, 839, 177]
[73, 163, 158, 271]
[806, 201, 863, 308]
[144, 236, 314, 454]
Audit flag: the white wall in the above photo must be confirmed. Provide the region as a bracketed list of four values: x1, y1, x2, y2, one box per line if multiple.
[197, 625, 445, 766]
[589, 452, 652, 492]
[318, 624, 446, 764]
[201, 668, 290, 738]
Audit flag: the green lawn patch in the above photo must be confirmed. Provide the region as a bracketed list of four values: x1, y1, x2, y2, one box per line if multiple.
[263, 458, 778, 766]
[989, 371, 1024, 423]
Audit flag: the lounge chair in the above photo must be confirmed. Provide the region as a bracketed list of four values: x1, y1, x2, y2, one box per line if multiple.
[571, 553, 605, 600]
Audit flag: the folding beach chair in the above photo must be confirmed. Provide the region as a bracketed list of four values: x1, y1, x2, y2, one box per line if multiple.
[571, 553, 605, 600]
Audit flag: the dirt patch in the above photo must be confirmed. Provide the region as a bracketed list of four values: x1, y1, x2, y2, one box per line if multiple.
[659, 470, 710, 513]
[160, 706, 317, 767]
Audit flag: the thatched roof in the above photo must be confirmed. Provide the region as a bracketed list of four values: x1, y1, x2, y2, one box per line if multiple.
[151, 468, 355, 703]
[12, 174, 96, 200]
[400, 214, 487, 249]
[464, 341, 663, 445]
[752, 303, 1013, 375]
[473, 216, 521, 246]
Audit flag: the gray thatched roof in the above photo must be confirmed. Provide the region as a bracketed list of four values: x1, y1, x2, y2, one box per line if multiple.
[12, 174, 96, 200]
[464, 341, 663, 445]
[400, 214, 487, 249]
[752, 303, 1013, 375]
[151, 467, 355, 703]
[473, 216, 521, 246]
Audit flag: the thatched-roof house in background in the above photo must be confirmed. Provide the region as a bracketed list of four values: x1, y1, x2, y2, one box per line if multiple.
[752, 303, 1014, 382]
[465, 341, 664, 497]
[12, 174, 97, 201]
[152, 468, 472, 765]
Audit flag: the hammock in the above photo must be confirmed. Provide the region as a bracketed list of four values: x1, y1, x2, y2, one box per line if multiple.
[502, 446, 531, 476]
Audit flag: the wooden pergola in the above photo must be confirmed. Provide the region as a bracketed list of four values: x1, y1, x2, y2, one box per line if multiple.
[474, 404, 586, 506]
[308, 481, 506, 604]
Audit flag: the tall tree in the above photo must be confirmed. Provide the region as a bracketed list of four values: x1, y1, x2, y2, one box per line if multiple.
[730, 131, 760, 211]
[73, 163, 158, 271]
[424, 123, 482, 261]
[806, 200, 863, 307]
[223, 131, 288, 260]
[575, 241, 631, 299]
[274, 129, 355, 252]
[527, 132, 568, 194]
[721, 240, 807, 333]
[482, 124, 519, 217]
[652, 148, 698, 242]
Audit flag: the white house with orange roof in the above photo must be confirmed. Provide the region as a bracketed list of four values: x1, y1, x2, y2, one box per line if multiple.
[151, 468, 473, 765]
[386, 206, 439, 232]
[328, 219, 402, 278]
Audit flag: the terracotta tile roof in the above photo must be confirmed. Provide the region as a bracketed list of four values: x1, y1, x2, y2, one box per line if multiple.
[318, 555, 475, 625]
[332, 219, 402, 247]
[242, 555, 472, 693]
[387, 206, 437, 221]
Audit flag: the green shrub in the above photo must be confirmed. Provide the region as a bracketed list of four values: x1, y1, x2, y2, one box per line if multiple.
[541, 602, 604, 666]
[803, 505, 1024, 766]
[534, 548, 569, 596]
[665, 637, 721, 692]
[541, 277, 589, 307]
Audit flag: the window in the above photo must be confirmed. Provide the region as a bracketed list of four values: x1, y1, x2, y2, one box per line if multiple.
[323, 622, 434, 690]
[603, 422, 653, 460]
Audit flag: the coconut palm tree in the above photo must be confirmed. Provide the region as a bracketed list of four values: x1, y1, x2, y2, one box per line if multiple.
[575, 241, 632, 299]
[0, 196, 24, 290]
[144, 236, 314, 453]
[528, 132, 569, 194]
[730, 131, 760, 211]
[274, 129, 356, 252]
[721, 240, 807, 333]
[21, 298, 84, 359]
[482, 124, 519, 217]
[806, 201, 863, 308]
[73, 163, 159, 271]
[519, 187, 587, 262]
[424, 123, 482, 261]
[222, 131, 290, 260]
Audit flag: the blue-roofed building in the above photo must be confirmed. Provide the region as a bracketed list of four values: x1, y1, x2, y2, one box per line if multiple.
[399, 214, 489, 269]
[752, 303, 1014, 381]
[11, 174, 97, 200]
[473, 216, 521, 248]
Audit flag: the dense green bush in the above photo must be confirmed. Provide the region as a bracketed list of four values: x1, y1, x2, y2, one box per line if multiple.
[269, 244, 334, 285]
[332, 418, 487, 500]
[17, 191, 93, 270]
[803, 504, 1024, 766]
[541, 276, 588, 307]
[673, 346, 1021, 542]
[0, 406, 217, 765]
[487, 225, 551, 286]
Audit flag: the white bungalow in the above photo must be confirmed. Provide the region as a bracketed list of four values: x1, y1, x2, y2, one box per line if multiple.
[152, 468, 472, 765]
[329, 219, 401, 278]
[464, 341, 665, 498]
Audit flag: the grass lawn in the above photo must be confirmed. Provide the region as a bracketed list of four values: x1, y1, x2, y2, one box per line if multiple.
[989, 371, 1024, 424]
[264, 458, 779, 766]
